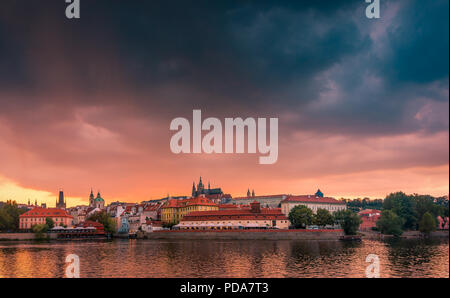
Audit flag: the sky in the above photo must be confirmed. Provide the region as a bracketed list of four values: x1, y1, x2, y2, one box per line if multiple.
[0, 0, 448, 207]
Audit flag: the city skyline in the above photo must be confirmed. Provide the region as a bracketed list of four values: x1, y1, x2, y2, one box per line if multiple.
[0, 0, 448, 207]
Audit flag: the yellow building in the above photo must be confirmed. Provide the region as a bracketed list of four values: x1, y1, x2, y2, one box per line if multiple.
[161, 196, 219, 224]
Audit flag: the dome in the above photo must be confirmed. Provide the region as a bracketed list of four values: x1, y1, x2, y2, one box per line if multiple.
[95, 192, 104, 202]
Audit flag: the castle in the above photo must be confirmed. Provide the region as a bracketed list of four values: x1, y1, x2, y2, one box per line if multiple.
[191, 177, 223, 197]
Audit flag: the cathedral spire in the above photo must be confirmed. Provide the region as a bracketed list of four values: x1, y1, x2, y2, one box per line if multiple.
[192, 182, 196, 197]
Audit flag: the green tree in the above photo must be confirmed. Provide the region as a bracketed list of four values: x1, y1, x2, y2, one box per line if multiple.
[0, 200, 26, 231]
[376, 210, 404, 237]
[383, 192, 417, 230]
[314, 208, 334, 228]
[334, 210, 362, 235]
[45, 217, 55, 229]
[419, 212, 436, 235]
[32, 223, 49, 239]
[87, 211, 116, 234]
[288, 205, 313, 229]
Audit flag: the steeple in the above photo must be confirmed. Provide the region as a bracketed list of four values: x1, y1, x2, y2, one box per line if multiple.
[247, 189, 251, 197]
[252, 189, 255, 197]
[192, 182, 196, 197]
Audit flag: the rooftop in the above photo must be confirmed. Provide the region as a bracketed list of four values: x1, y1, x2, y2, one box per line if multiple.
[281, 195, 345, 205]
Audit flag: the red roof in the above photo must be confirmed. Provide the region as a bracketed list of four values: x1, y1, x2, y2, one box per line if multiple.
[218, 204, 240, 210]
[145, 220, 163, 226]
[19, 207, 73, 218]
[181, 208, 288, 221]
[358, 209, 381, 215]
[144, 204, 161, 211]
[281, 195, 345, 205]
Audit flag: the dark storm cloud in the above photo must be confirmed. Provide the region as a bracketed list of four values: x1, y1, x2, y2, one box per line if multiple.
[0, 0, 448, 134]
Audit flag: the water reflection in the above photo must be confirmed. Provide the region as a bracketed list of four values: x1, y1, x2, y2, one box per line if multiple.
[0, 238, 447, 278]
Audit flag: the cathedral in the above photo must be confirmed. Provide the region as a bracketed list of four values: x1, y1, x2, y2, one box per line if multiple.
[89, 189, 105, 209]
[191, 177, 223, 197]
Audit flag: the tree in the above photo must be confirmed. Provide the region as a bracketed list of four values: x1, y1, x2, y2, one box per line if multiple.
[334, 210, 362, 235]
[288, 205, 313, 229]
[32, 223, 49, 239]
[45, 217, 55, 229]
[87, 211, 116, 234]
[314, 208, 334, 227]
[383, 192, 418, 230]
[419, 212, 436, 235]
[376, 210, 404, 237]
[0, 200, 26, 231]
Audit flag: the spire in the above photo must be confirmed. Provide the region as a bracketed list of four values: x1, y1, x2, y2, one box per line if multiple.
[192, 182, 196, 197]
[247, 189, 251, 197]
[252, 189, 255, 197]
[208, 181, 210, 190]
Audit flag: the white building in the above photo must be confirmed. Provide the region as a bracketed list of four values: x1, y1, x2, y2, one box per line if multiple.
[281, 195, 346, 216]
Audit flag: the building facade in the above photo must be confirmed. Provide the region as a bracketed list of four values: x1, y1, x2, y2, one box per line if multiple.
[19, 207, 73, 229]
[358, 209, 381, 231]
[176, 201, 289, 230]
[161, 195, 219, 224]
[281, 195, 346, 216]
[233, 194, 288, 208]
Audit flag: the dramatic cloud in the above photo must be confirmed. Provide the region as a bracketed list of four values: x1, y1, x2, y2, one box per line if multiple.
[0, 0, 448, 205]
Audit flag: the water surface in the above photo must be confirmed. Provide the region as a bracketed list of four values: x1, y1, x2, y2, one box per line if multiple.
[0, 238, 448, 278]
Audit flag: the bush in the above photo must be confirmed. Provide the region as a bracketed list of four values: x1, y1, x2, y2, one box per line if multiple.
[419, 212, 436, 235]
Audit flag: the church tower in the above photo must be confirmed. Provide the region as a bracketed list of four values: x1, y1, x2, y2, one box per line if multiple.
[89, 189, 95, 207]
[192, 182, 196, 197]
[56, 190, 66, 209]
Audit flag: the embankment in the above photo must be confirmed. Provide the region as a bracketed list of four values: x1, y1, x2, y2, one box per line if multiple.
[361, 230, 449, 240]
[0, 233, 58, 241]
[141, 229, 345, 240]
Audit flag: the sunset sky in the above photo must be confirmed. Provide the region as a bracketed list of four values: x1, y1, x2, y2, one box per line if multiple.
[0, 0, 448, 207]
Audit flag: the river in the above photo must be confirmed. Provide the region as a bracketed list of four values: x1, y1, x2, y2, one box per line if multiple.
[0, 238, 448, 278]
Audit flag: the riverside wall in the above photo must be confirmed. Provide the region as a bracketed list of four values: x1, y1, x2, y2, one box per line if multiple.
[0, 233, 58, 241]
[142, 229, 345, 240]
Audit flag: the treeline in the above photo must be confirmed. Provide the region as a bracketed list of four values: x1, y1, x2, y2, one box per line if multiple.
[343, 197, 383, 212]
[377, 192, 449, 236]
[288, 206, 362, 235]
[0, 201, 27, 232]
